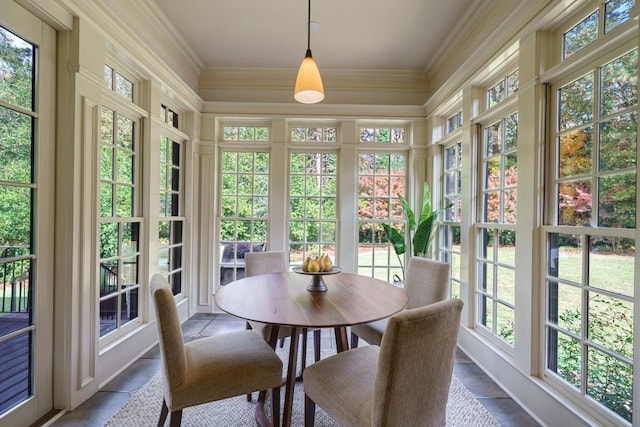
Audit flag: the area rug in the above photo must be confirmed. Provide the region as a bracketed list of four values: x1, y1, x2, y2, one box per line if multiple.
[104, 348, 500, 427]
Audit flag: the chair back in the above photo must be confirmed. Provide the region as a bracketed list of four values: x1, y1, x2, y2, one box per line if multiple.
[404, 257, 450, 309]
[373, 298, 463, 427]
[150, 273, 187, 403]
[245, 251, 287, 277]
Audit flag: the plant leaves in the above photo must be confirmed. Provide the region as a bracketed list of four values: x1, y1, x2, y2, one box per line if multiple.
[418, 182, 433, 225]
[413, 215, 434, 256]
[381, 223, 406, 255]
[398, 195, 416, 232]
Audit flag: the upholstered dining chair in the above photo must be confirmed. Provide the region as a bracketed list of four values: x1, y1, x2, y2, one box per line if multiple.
[150, 273, 283, 427]
[350, 256, 450, 348]
[244, 251, 322, 391]
[304, 298, 463, 427]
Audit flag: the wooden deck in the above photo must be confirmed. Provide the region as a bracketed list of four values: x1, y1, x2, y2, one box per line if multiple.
[0, 313, 30, 414]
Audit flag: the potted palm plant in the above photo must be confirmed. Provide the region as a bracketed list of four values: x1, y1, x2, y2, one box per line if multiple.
[382, 182, 451, 283]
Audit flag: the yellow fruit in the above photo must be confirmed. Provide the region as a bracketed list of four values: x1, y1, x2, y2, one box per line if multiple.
[317, 255, 325, 272]
[324, 255, 333, 271]
[301, 256, 311, 272]
[308, 259, 320, 272]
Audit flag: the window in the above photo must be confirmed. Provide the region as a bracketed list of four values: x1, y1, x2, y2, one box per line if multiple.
[99, 103, 141, 337]
[488, 70, 519, 108]
[161, 104, 179, 128]
[440, 141, 462, 298]
[288, 152, 337, 267]
[563, 0, 635, 59]
[0, 25, 36, 414]
[159, 136, 183, 295]
[219, 151, 270, 285]
[447, 111, 463, 134]
[477, 112, 518, 346]
[357, 153, 406, 282]
[360, 126, 406, 144]
[222, 125, 270, 142]
[546, 48, 637, 422]
[291, 126, 337, 142]
[104, 64, 134, 101]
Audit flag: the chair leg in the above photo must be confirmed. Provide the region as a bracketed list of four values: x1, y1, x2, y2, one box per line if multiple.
[350, 331, 359, 349]
[158, 399, 169, 427]
[304, 394, 316, 427]
[279, 337, 285, 348]
[271, 385, 281, 427]
[300, 328, 309, 376]
[313, 330, 321, 361]
[169, 409, 182, 427]
[246, 320, 255, 401]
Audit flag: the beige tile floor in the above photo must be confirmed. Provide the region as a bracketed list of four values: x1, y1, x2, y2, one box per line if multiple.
[44, 313, 540, 426]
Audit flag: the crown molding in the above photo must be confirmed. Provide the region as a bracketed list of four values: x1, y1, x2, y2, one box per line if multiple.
[202, 101, 426, 119]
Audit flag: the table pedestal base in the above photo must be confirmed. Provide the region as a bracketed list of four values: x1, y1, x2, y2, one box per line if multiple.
[306, 275, 328, 292]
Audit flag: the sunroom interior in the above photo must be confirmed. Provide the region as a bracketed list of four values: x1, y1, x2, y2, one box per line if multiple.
[0, 0, 638, 426]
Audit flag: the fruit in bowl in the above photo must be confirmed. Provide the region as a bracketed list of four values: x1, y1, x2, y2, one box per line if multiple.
[301, 254, 333, 272]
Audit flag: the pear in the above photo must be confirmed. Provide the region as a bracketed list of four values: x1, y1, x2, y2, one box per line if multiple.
[323, 254, 333, 271]
[301, 256, 311, 272]
[308, 258, 320, 272]
[317, 254, 325, 272]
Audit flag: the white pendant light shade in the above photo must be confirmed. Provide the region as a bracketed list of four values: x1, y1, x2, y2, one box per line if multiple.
[294, 49, 324, 104]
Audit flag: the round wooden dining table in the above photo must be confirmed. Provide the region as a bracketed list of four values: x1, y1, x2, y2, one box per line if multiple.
[214, 270, 408, 427]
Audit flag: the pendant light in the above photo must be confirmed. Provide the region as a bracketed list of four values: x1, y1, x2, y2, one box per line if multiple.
[294, 0, 324, 104]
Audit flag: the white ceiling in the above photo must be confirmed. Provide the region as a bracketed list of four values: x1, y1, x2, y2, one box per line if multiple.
[153, 0, 475, 72]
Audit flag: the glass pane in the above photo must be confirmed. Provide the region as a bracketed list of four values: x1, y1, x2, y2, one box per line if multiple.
[115, 73, 133, 101]
[104, 65, 113, 89]
[588, 293, 633, 357]
[223, 126, 238, 140]
[101, 106, 114, 144]
[558, 181, 592, 225]
[0, 258, 31, 330]
[598, 173, 635, 228]
[506, 70, 519, 96]
[0, 186, 31, 248]
[117, 115, 134, 150]
[556, 283, 582, 334]
[485, 122, 502, 156]
[563, 11, 598, 59]
[497, 266, 515, 305]
[116, 149, 134, 184]
[599, 113, 636, 172]
[488, 81, 505, 108]
[586, 347, 632, 422]
[239, 126, 254, 141]
[548, 233, 583, 283]
[600, 49, 637, 117]
[559, 73, 594, 131]
[375, 128, 390, 143]
[101, 145, 113, 181]
[0, 106, 32, 183]
[99, 296, 118, 336]
[120, 288, 139, 325]
[0, 332, 31, 412]
[588, 237, 634, 296]
[554, 332, 582, 389]
[121, 256, 138, 288]
[604, 0, 635, 33]
[497, 303, 514, 345]
[115, 185, 133, 217]
[480, 295, 493, 329]
[504, 113, 518, 151]
[122, 222, 139, 256]
[559, 128, 593, 178]
[256, 127, 269, 141]
[0, 27, 34, 111]
[360, 128, 374, 142]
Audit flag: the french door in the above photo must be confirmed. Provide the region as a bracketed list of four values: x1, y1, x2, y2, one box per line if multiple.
[0, 4, 55, 426]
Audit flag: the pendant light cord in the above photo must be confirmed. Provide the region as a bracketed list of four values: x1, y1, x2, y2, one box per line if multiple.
[306, 0, 311, 51]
